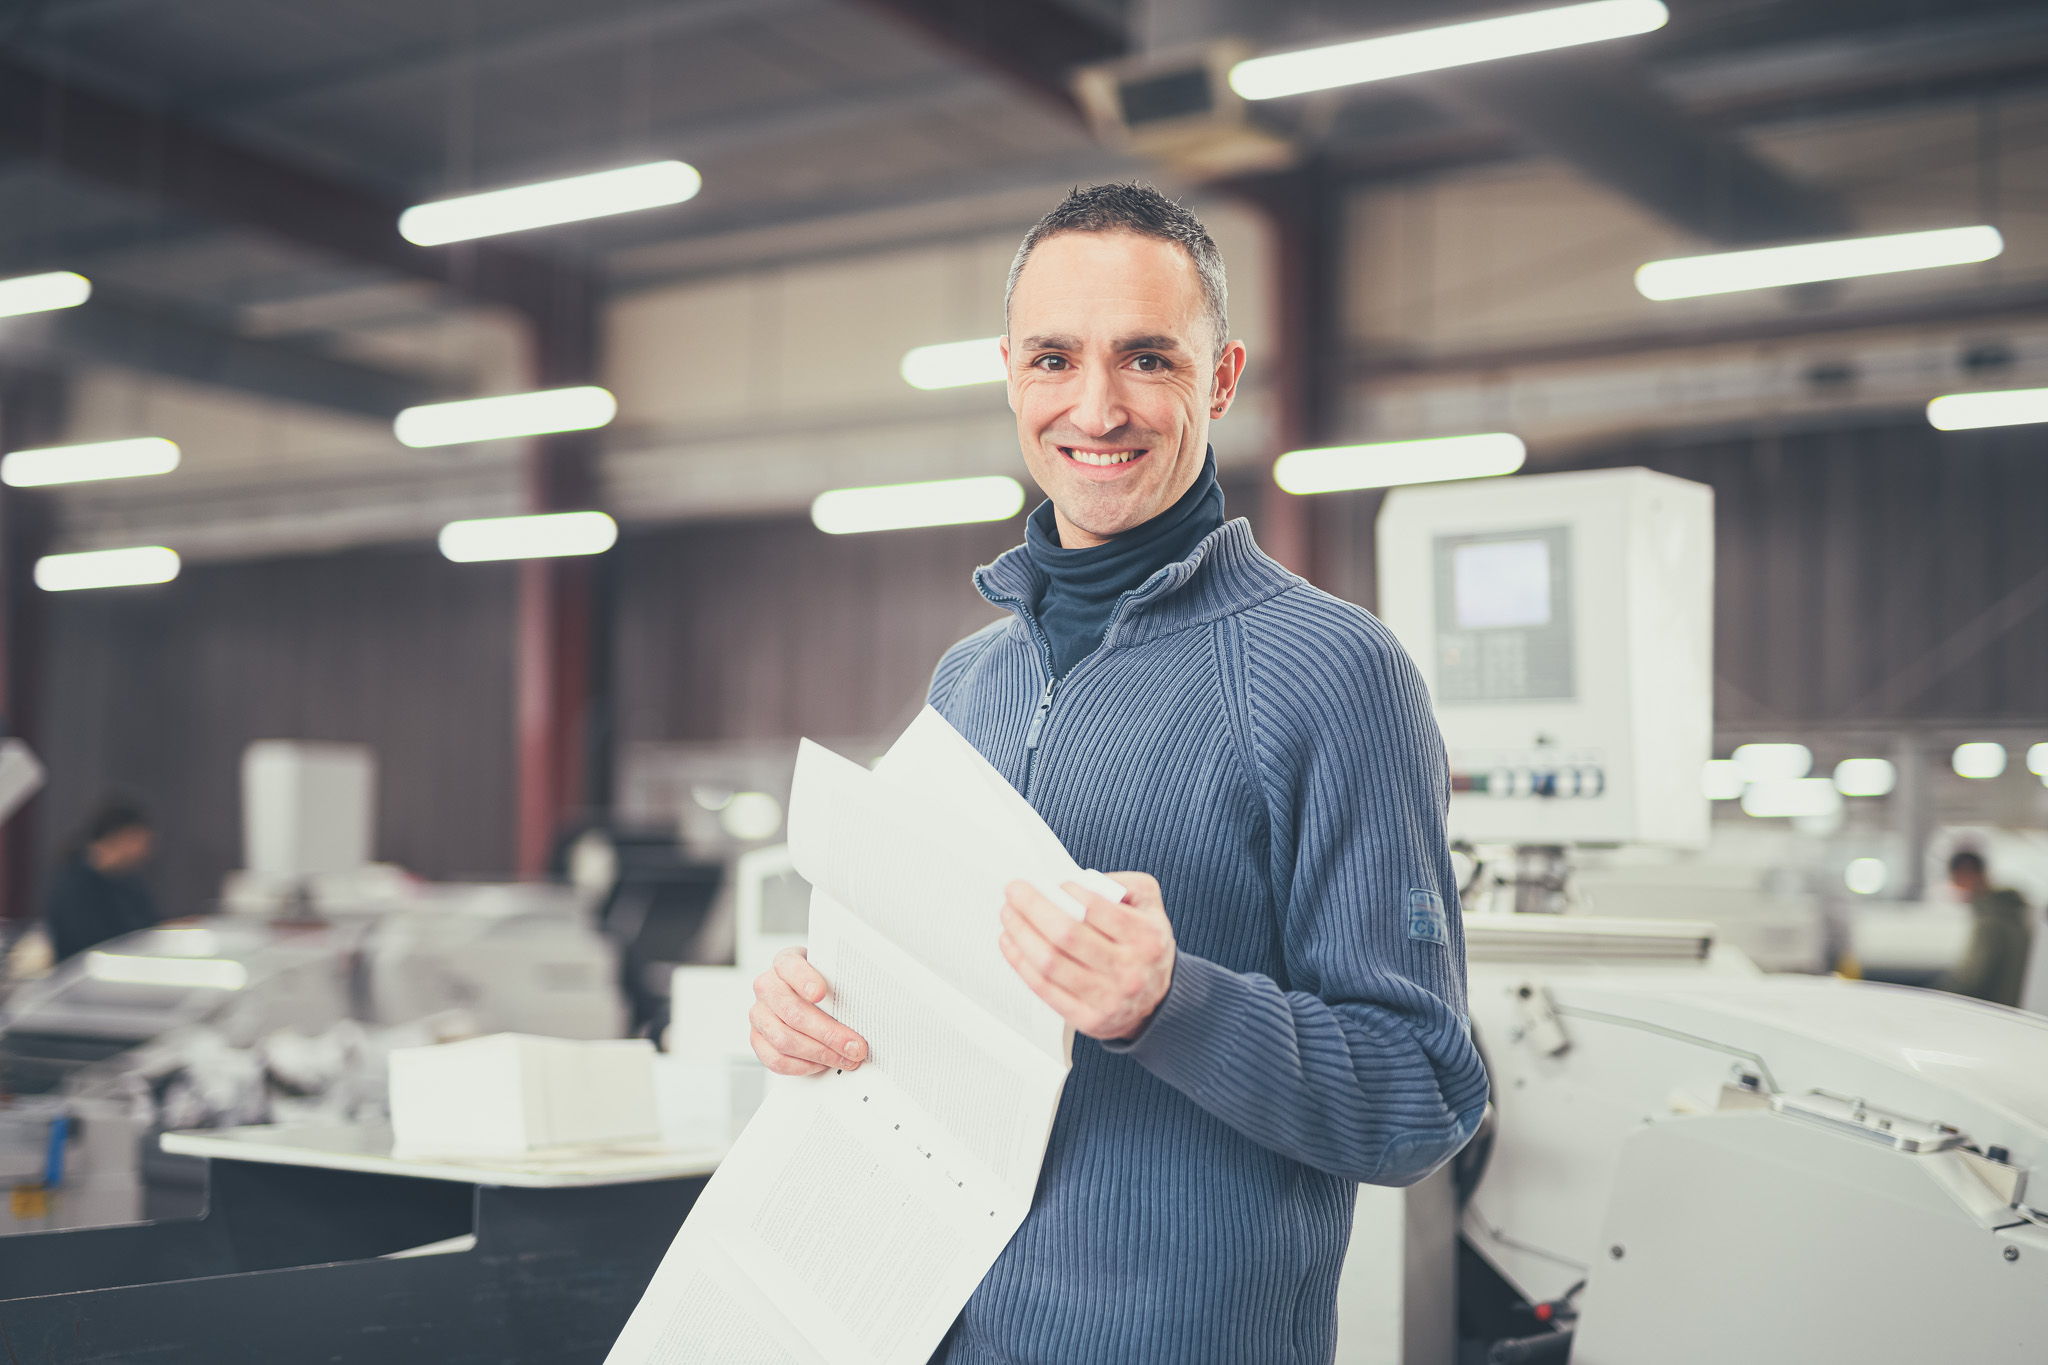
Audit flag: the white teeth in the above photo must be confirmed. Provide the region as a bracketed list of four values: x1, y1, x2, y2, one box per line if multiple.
[1068, 449, 1137, 466]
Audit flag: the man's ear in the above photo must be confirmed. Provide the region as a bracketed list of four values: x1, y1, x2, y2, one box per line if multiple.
[1209, 339, 1249, 417]
[1001, 335, 1017, 413]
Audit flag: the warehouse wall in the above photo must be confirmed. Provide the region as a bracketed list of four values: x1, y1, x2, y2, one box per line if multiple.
[33, 546, 518, 917]
[613, 513, 1019, 747]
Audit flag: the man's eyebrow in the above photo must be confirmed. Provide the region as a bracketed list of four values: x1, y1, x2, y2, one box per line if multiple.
[1016, 333, 1189, 353]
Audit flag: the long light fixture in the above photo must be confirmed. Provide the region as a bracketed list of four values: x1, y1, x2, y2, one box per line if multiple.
[86, 950, 246, 991]
[2, 437, 180, 488]
[35, 545, 181, 592]
[1740, 777, 1840, 819]
[394, 387, 616, 448]
[1927, 386, 2048, 432]
[1952, 742, 2006, 780]
[1731, 742, 1811, 782]
[901, 337, 1006, 390]
[1273, 433, 1525, 495]
[398, 160, 702, 246]
[1229, 0, 1667, 100]
[1832, 757, 1896, 797]
[1635, 225, 2003, 301]
[811, 475, 1025, 535]
[0, 270, 92, 319]
[439, 511, 617, 563]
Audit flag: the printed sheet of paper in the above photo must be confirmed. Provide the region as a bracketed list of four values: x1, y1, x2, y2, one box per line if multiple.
[607, 708, 1120, 1365]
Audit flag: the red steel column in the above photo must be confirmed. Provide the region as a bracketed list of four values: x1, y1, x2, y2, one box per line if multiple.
[514, 292, 603, 878]
[1229, 161, 1343, 585]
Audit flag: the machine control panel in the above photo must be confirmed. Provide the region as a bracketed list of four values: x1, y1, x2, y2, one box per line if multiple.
[1452, 766, 1607, 798]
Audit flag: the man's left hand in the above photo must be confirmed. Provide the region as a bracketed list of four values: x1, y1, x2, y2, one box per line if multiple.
[999, 871, 1175, 1040]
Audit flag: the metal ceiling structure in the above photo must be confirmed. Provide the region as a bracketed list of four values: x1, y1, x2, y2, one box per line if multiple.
[0, 0, 2039, 423]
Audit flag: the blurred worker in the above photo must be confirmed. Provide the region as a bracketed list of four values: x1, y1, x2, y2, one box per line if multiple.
[1938, 849, 2032, 1007]
[749, 184, 1485, 1364]
[46, 797, 160, 964]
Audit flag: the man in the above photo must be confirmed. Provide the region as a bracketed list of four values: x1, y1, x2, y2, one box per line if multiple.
[46, 797, 159, 963]
[1938, 849, 2033, 1007]
[750, 183, 1486, 1363]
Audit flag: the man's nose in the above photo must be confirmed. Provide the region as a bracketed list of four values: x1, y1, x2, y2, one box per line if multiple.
[1071, 361, 1129, 437]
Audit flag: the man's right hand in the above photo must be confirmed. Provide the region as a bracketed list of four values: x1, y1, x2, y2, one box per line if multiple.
[748, 946, 869, 1076]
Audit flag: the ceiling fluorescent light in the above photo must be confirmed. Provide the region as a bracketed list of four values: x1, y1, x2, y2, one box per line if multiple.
[1230, 0, 1667, 100]
[1740, 777, 1840, 819]
[1635, 225, 2002, 301]
[1273, 433, 1525, 495]
[86, 951, 247, 991]
[1731, 742, 1811, 782]
[0, 270, 92, 319]
[901, 337, 1006, 390]
[398, 160, 701, 246]
[395, 387, 616, 448]
[1927, 386, 2048, 432]
[438, 511, 618, 563]
[1952, 742, 2006, 780]
[811, 476, 1025, 535]
[35, 545, 180, 592]
[1831, 757, 1896, 797]
[2, 437, 180, 488]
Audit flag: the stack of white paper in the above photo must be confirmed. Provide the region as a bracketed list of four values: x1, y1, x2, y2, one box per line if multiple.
[389, 1033, 659, 1159]
[607, 708, 1120, 1365]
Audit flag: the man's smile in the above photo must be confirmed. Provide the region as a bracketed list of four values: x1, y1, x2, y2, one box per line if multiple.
[1059, 445, 1150, 479]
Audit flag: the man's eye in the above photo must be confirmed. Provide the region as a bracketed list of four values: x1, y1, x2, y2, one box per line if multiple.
[1131, 354, 1167, 372]
[1033, 355, 1068, 371]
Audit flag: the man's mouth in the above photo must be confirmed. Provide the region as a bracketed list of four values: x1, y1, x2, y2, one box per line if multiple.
[1061, 446, 1146, 467]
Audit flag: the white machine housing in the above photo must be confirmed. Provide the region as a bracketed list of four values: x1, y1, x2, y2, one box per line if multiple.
[241, 740, 376, 879]
[1376, 467, 1713, 846]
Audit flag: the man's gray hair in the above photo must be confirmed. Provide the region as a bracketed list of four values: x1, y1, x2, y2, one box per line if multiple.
[1005, 182, 1229, 358]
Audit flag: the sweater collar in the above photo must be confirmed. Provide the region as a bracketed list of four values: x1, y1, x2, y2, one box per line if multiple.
[976, 500, 1299, 654]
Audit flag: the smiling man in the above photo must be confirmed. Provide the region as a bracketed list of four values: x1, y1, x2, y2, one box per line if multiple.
[750, 183, 1487, 1365]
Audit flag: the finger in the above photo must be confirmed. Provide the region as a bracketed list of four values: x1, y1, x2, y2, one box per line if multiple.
[1070, 877, 1168, 944]
[999, 928, 1097, 1024]
[749, 1023, 827, 1076]
[999, 910, 1102, 996]
[1004, 881, 1115, 969]
[749, 1001, 862, 1072]
[751, 981, 869, 1068]
[773, 945, 829, 1004]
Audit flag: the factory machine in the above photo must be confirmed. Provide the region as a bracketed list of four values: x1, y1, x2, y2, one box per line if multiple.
[1336, 469, 2048, 1363]
[0, 740, 628, 1233]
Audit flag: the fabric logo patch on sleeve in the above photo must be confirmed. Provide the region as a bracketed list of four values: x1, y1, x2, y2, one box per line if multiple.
[1407, 888, 1448, 945]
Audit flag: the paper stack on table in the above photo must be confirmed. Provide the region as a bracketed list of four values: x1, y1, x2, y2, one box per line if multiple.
[606, 707, 1120, 1365]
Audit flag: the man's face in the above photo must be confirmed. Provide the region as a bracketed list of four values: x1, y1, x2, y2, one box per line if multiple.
[1003, 231, 1247, 548]
[90, 825, 153, 875]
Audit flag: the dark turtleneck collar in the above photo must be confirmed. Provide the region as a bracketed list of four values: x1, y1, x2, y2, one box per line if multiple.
[1024, 446, 1225, 679]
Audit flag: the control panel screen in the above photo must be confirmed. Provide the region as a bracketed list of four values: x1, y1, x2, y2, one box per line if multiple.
[1432, 525, 1574, 702]
[1453, 539, 1551, 629]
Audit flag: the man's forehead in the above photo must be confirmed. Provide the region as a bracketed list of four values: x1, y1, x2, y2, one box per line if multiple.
[1013, 232, 1203, 304]
[1010, 232, 1206, 340]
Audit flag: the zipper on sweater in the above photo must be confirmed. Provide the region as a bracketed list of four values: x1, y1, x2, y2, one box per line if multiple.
[1022, 676, 1056, 796]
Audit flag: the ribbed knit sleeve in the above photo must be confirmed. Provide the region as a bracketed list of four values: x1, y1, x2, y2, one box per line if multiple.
[1103, 588, 1489, 1185]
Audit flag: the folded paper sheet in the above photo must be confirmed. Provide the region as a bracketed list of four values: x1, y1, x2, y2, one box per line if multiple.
[606, 708, 1121, 1365]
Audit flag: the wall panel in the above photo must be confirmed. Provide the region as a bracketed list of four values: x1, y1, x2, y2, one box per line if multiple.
[614, 515, 1019, 747]
[33, 547, 518, 918]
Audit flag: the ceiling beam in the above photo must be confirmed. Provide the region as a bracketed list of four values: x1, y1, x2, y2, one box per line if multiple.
[0, 53, 594, 345]
[0, 292, 451, 419]
[1431, 56, 1849, 245]
[185, 0, 812, 117]
[846, 0, 1125, 116]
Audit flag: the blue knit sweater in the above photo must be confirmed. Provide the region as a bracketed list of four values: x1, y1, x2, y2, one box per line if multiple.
[927, 516, 1487, 1365]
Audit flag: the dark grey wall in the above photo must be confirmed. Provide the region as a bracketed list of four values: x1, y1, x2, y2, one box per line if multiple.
[613, 515, 1018, 746]
[1309, 416, 2048, 725]
[29, 415, 2044, 919]
[34, 545, 518, 917]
